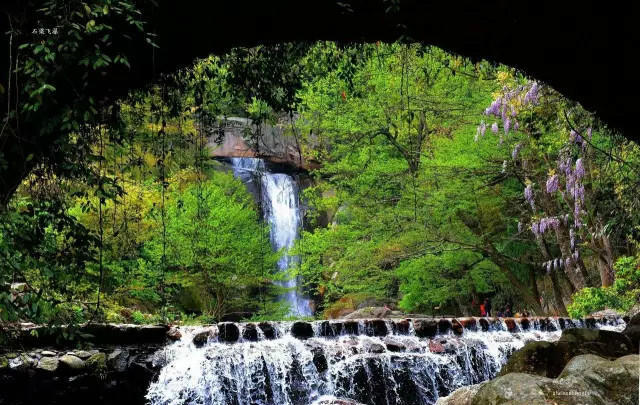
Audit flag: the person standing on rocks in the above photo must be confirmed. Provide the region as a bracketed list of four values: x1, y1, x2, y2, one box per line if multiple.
[484, 298, 492, 317]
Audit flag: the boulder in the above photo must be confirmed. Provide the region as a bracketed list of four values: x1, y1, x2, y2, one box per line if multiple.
[438, 319, 452, 334]
[503, 318, 517, 332]
[342, 306, 391, 319]
[623, 311, 640, 348]
[391, 319, 410, 334]
[498, 340, 566, 377]
[318, 321, 343, 337]
[192, 327, 216, 347]
[500, 328, 633, 378]
[218, 323, 240, 343]
[366, 342, 385, 354]
[478, 318, 490, 331]
[470, 354, 639, 405]
[107, 349, 129, 372]
[451, 319, 464, 335]
[384, 337, 406, 352]
[167, 327, 182, 341]
[85, 352, 107, 375]
[36, 356, 59, 372]
[258, 322, 276, 339]
[413, 319, 438, 338]
[291, 321, 314, 339]
[343, 321, 359, 335]
[58, 354, 85, 371]
[242, 323, 259, 342]
[435, 382, 486, 405]
[557, 328, 632, 358]
[458, 317, 477, 332]
[364, 319, 387, 336]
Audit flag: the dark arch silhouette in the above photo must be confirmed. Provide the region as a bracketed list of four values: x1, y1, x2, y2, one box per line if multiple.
[142, 1, 633, 138]
[0, 0, 635, 205]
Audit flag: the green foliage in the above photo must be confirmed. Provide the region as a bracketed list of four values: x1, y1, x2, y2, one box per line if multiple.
[568, 255, 640, 317]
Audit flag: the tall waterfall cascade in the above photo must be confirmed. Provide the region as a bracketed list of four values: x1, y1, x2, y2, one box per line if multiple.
[231, 157, 312, 316]
[146, 317, 625, 405]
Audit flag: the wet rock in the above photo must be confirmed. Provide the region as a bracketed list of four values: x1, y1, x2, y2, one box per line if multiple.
[623, 311, 640, 348]
[366, 342, 385, 354]
[41, 350, 56, 356]
[192, 327, 216, 347]
[499, 341, 565, 377]
[107, 349, 129, 372]
[319, 321, 343, 337]
[218, 323, 240, 343]
[519, 318, 530, 330]
[291, 321, 314, 339]
[364, 319, 387, 336]
[392, 319, 410, 334]
[242, 323, 259, 341]
[73, 350, 97, 359]
[451, 319, 464, 335]
[583, 316, 596, 328]
[413, 319, 438, 338]
[58, 354, 85, 371]
[384, 337, 406, 352]
[36, 356, 59, 372]
[458, 317, 477, 332]
[504, 318, 517, 332]
[258, 322, 276, 339]
[85, 352, 107, 375]
[167, 327, 182, 341]
[478, 318, 490, 331]
[429, 340, 445, 353]
[438, 319, 452, 334]
[343, 321, 359, 335]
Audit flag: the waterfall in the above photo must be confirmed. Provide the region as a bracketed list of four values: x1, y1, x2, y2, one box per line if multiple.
[231, 157, 312, 317]
[146, 316, 625, 405]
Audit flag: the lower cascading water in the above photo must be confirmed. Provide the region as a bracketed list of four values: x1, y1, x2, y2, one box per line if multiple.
[146, 317, 625, 405]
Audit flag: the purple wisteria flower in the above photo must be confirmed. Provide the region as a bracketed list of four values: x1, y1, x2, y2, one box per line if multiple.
[524, 184, 535, 209]
[512, 143, 522, 160]
[518, 221, 523, 233]
[524, 82, 539, 105]
[513, 120, 519, 131]
[570, 228, 575, 250]
[531, 221, 540, 236]
[546, 174, 559, 193]
[587, 127, 592, 140]
[575, 158, 585, 179]
[504, 118, 511, 135]
[491, 122, 499, 134]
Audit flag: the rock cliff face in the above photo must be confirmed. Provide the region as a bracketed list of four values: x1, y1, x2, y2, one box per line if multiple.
[207, 117, 320, 171]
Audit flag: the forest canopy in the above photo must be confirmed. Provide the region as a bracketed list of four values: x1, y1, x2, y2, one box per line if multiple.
[1, 36, 639, 330]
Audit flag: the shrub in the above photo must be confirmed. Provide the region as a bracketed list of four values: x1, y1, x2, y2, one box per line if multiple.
[568, 255, 640, 318]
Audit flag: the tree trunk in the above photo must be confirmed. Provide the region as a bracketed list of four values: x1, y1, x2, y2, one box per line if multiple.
[548, 270, 569, 316]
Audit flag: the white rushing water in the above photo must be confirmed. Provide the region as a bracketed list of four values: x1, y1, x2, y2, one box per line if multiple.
[146, 317, 625, 405]
[231, 157, 312, 316]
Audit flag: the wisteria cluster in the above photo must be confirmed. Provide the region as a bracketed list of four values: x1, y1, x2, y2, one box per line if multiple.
[479, 80, 592, 277]
[478, 82, 539, 143]
[531, 215, 568, 237]
[524, 184, 535, 209]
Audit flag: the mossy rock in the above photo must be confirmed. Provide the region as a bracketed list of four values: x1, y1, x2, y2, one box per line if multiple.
[0, 356, 8, 369]
[85, 352, 107, 377]
[498, 341, 566, 378]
